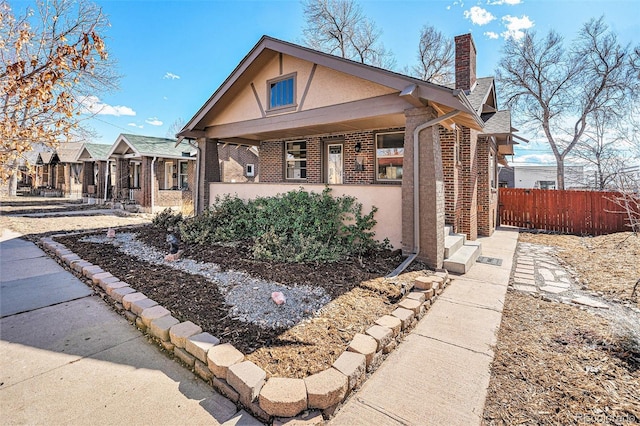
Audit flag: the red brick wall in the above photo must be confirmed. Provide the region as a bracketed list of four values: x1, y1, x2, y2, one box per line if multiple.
[259, 128, 403, 185]
[219, 145, 259, 182]
[440, 126, 463, 233]
[460, 126, 478, 240]
[477, 137, 497, 236]
[455, 33, 477, 91]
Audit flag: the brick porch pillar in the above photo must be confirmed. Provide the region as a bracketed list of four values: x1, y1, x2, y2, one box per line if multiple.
[402, 107, 445, 269]
[197, 138, 221, 213]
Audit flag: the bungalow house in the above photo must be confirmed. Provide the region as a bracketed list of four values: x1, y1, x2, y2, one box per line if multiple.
[54, 143, 84, 199]
[77, 143, 112, 203]
[177, 34, 519, 271]
[106, 134, 197, 213]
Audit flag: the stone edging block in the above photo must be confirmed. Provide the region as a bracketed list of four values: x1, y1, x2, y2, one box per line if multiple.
[44, 232, 454, 423]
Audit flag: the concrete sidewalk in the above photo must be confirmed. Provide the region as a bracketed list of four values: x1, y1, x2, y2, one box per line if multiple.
[0, 230, 258, 425]
[330, 227, 519, 425]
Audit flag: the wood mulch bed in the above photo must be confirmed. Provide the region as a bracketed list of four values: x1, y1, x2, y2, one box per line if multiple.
[56, 225, 430, 378]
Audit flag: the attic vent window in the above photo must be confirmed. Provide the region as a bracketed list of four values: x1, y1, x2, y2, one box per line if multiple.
[181, 152, 191, 157]
[268, 73, 296, 111]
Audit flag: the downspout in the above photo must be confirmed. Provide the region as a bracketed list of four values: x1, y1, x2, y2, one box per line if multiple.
[151, 156, 157, 213]
[103, 160, 110, 203]
[386, 109, 462, 278]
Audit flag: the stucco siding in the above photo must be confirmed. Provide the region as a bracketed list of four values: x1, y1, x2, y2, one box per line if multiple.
[209, 182, 403, 249]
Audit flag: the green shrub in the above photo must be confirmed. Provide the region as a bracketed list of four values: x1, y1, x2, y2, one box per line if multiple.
[179, 187, 382, 263]
[152, 208, 184, 230]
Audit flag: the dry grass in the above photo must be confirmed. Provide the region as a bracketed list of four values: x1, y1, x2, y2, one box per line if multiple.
[484, 292, 640, 425]
[519, 232, 639, 307]
[483, 232, 640, 425]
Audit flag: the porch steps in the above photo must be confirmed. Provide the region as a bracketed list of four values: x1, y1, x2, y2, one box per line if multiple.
[442, 226, 482, 274]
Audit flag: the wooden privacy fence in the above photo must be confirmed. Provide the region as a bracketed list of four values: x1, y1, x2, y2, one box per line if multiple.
[499, 188, 637, 235]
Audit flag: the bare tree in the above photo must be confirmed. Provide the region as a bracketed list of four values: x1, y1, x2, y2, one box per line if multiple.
[1, 0, 119, 184]
[301, 0, 394, 68]
[412, 25, 454, 84]
[167, 118, 185, 139]
[497, 17, 639, 189]
[572, 110, 628, 190]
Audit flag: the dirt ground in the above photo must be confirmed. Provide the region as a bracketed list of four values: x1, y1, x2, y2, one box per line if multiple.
[483, 232, 640, 425]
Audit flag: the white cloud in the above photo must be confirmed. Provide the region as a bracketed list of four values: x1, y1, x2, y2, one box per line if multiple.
[80, 96, 136, 116]
[464, 6, 495, 25]
[487, 0, 521, 5]
[163, 72, 180, 80]
[501, 15, 534, 39]
[145, 117, 163, 126]
[484, 31, 500, 39]
[127, 122, 144, 129]
[513, 153, 556, 164]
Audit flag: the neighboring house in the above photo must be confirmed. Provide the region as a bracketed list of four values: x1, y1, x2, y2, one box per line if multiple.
[106, 134, 197, 213]
[54, 143, 84, 199]
[219, 143, 260, 182]
[177, 34, 519, 270]
[512, 165, 585, 189]
[77, 143, 112, 203]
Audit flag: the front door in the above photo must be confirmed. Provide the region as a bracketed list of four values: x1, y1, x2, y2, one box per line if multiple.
[327, 144, 343, 184]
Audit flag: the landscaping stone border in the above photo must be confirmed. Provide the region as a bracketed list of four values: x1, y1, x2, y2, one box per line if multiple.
[40, 233, 452, 423]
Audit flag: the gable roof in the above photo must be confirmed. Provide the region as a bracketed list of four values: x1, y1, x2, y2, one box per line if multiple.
[78, 143, 111, 162]
[179, 35, 484, 142]
[55, 143, 84, 163]
[467, 77, 496, 113]
[108, 134, 196, 159]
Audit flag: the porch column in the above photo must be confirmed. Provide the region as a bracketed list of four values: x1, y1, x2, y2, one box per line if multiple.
[95, 161, 106, 200]
[115, 159, 129, 199]
[402, 107, 445, 269]
[197, 137, 221, 213]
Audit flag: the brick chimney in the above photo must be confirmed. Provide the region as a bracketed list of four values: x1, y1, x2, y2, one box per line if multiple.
[454, 33, 477, 92]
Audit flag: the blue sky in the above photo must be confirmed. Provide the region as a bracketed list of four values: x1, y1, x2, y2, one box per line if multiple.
[13, 0, 640, 163]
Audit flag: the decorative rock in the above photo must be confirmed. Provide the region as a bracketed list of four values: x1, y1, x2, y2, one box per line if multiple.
[82, 265, 103, 279]
[271, 291, 286, 305]
[406, 292, 425, 303]
[259, 378, 307, 418]
[98, 276, 121, 291]
[414, 276, 434, 290]
[105, 281, 130, 297]
[91, 272, 113, 285]
[207, 343, 244, 380]
[332, 351, 366, 390]
[273, 411, 324, 426]
[140, 305, 171, 327]
[228, 361, 267, 405]
[398, 298, 422, 315]
[161, 340, 175, 351]
[304, 369, 347, 410]
[194, 360, 213, 381]
[186, 332, 220, 363]
[61, 253, 81, 266]
[149, 315, 180, 341]
[123, 311, 137, 323]
[213, 377, 240, 403]
[130, 297, 158, 316]
[374, 315, 402, 337]
[72, 260, 92, 273]
[169, 321, 203, 349]
[174, 346, 196, 368]
[135, 316, 146, 331]
[383, 340, 397, 354]
[347, 333, 377, 367]
[111, 286, 136, 303]
[391, 307, 414, 329]
[367, 350, 384, 373]
[122, 292, 147, 311]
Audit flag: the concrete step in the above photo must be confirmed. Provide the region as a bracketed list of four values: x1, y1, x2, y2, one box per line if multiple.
[444, 225, 453, 236]
[444, 234, 465, 258]
[443, 241, 482, 274]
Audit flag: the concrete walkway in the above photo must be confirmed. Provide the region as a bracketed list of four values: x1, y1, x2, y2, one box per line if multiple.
[0, 230, 258, 425]
[330, 227, 519, 425]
